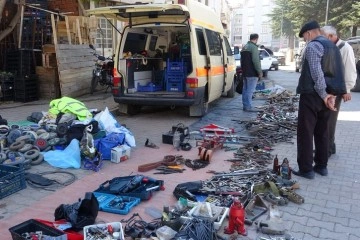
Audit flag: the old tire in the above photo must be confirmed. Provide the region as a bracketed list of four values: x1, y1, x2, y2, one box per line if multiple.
[24, 149, 40, 160]
[31, 153, 44, 165]
[9, 140, 25, 151]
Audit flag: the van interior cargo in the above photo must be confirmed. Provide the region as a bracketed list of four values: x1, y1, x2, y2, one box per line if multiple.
[119, 26, 192, 94]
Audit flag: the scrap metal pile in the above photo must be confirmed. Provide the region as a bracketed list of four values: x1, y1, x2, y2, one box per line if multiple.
[178, 90, 304, 237]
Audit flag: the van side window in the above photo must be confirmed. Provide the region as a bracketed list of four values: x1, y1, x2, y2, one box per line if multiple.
[196, 28, 207, 55]
[223, 37, 232, 56]
[123, 32, 147, 54]
[205, 29, 221, 56]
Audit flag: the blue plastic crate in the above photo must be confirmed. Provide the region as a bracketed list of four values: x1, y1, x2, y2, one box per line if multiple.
[137, 82, 163, 92]
[0, 164, 26, 199]
[166, 82, 183, 92]
[93, 192, 141, 215]
[166, 73, 185, 83]
[167, 59, 186, 73]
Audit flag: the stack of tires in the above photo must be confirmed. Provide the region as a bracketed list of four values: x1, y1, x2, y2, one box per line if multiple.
[0, 124, 67, 169]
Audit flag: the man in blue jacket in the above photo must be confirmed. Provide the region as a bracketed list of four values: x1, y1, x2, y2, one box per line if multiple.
[240, 33, 262, 112]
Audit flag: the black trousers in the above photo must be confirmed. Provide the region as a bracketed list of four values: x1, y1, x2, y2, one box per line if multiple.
[328, 96, 342, 154]
[297, 92, 331, 172]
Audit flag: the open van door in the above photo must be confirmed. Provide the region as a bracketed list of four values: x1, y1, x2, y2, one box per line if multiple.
[202, 29, 225, 102]
[86, 4, 190, 24]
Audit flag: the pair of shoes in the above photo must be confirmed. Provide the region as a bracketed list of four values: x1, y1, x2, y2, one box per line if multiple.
[313, 166, 328, 176]
[145, 138, 159, 149]
[243, 108, 260, 112]
[292, 169, 315, 179]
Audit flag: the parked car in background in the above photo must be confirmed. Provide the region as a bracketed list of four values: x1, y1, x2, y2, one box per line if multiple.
[233, 49, 273, 77]
[270, 57, 279, 71]
[295, 47, 306, 72]
[259, 49, 273, 77]
[273, 52, 286, 66]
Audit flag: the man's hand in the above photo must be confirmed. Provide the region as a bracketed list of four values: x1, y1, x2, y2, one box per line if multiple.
[324, 94, 337, 111]
[342, 93, 352, 102]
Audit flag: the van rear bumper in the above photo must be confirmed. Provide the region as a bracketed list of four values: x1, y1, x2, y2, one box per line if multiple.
[114, 96, 196, 106]
[113, 87, 205, 106]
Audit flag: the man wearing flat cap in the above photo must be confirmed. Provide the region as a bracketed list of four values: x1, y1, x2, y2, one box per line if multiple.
[293, 20, 346, 179]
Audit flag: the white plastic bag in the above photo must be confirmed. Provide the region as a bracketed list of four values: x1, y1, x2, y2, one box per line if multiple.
[94, 107, 136, 147]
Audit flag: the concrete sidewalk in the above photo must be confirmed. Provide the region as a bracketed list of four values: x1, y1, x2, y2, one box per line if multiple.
[1, 66, 360, 240]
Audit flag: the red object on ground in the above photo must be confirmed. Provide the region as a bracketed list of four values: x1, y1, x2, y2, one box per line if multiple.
[200, 124, 234, 135]
[224, 199, 247, 236]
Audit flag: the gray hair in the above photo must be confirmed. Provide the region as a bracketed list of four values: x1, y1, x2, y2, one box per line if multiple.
[321, 25, 338, 36]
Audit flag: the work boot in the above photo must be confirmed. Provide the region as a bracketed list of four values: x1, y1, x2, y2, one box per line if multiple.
[292, 169, 315, 179]
[313, 166, 328, 176]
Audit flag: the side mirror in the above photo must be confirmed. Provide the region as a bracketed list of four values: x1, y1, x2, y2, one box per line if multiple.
[233, 46, 240, 55]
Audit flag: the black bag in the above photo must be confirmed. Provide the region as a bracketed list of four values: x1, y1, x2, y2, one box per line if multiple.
[54, 192, 99, 230]
[235, 75, 243, 94]
[0, 115, 7, 125]
[66, 121, 99, 145]
[173, 181, 203, 201]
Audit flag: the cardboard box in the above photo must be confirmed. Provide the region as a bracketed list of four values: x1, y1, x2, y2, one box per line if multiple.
[111, 145, 131, 163]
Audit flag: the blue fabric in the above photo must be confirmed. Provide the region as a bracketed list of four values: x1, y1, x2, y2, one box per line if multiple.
[242, 76, 258, 110]
[43, 139, 81, 168]
[94, 132, 125, 160]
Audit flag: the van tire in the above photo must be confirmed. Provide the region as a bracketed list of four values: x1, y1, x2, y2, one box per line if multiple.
[189, 98, 208, 117]
[118, 103, 141, 115]
[128, 105, 142, 115]
[226, 80, 235, 98]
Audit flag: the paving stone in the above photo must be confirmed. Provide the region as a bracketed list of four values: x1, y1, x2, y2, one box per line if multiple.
[319, 229, 350, 240]
[311, 205, 337, 216]
[334, 223, 360, 238]
[291, 222, 320, 237]
[307, 217, 335, 231]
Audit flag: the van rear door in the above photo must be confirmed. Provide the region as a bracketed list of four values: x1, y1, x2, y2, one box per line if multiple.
[86, 4, 190, 25]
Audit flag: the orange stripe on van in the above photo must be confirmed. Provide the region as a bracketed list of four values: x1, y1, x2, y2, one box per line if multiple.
[196, 66, 225, 77]
[227, 65, 236, 71]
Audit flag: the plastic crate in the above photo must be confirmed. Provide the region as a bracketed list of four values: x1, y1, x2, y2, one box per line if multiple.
[137, 82, 163, 92]
[84, 222, 124, 240]
[93, 192, 140, 215]
[166, 73, 185, 83]
[166, 59, 186, 73]
[0, 164, 26, 199]
[9, 219, 67, 240]
[166, 82, 183, 92]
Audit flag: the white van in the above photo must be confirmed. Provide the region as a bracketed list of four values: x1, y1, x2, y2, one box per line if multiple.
[87, 0, 237, 116]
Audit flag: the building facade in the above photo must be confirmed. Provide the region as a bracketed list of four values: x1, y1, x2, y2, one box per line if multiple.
[229, 0, 287, 50]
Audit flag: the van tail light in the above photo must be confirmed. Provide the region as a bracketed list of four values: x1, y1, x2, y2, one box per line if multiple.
[113, 68, 121, 87]
[186, 77, 198, 88]
[112, 68, 122, 95]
